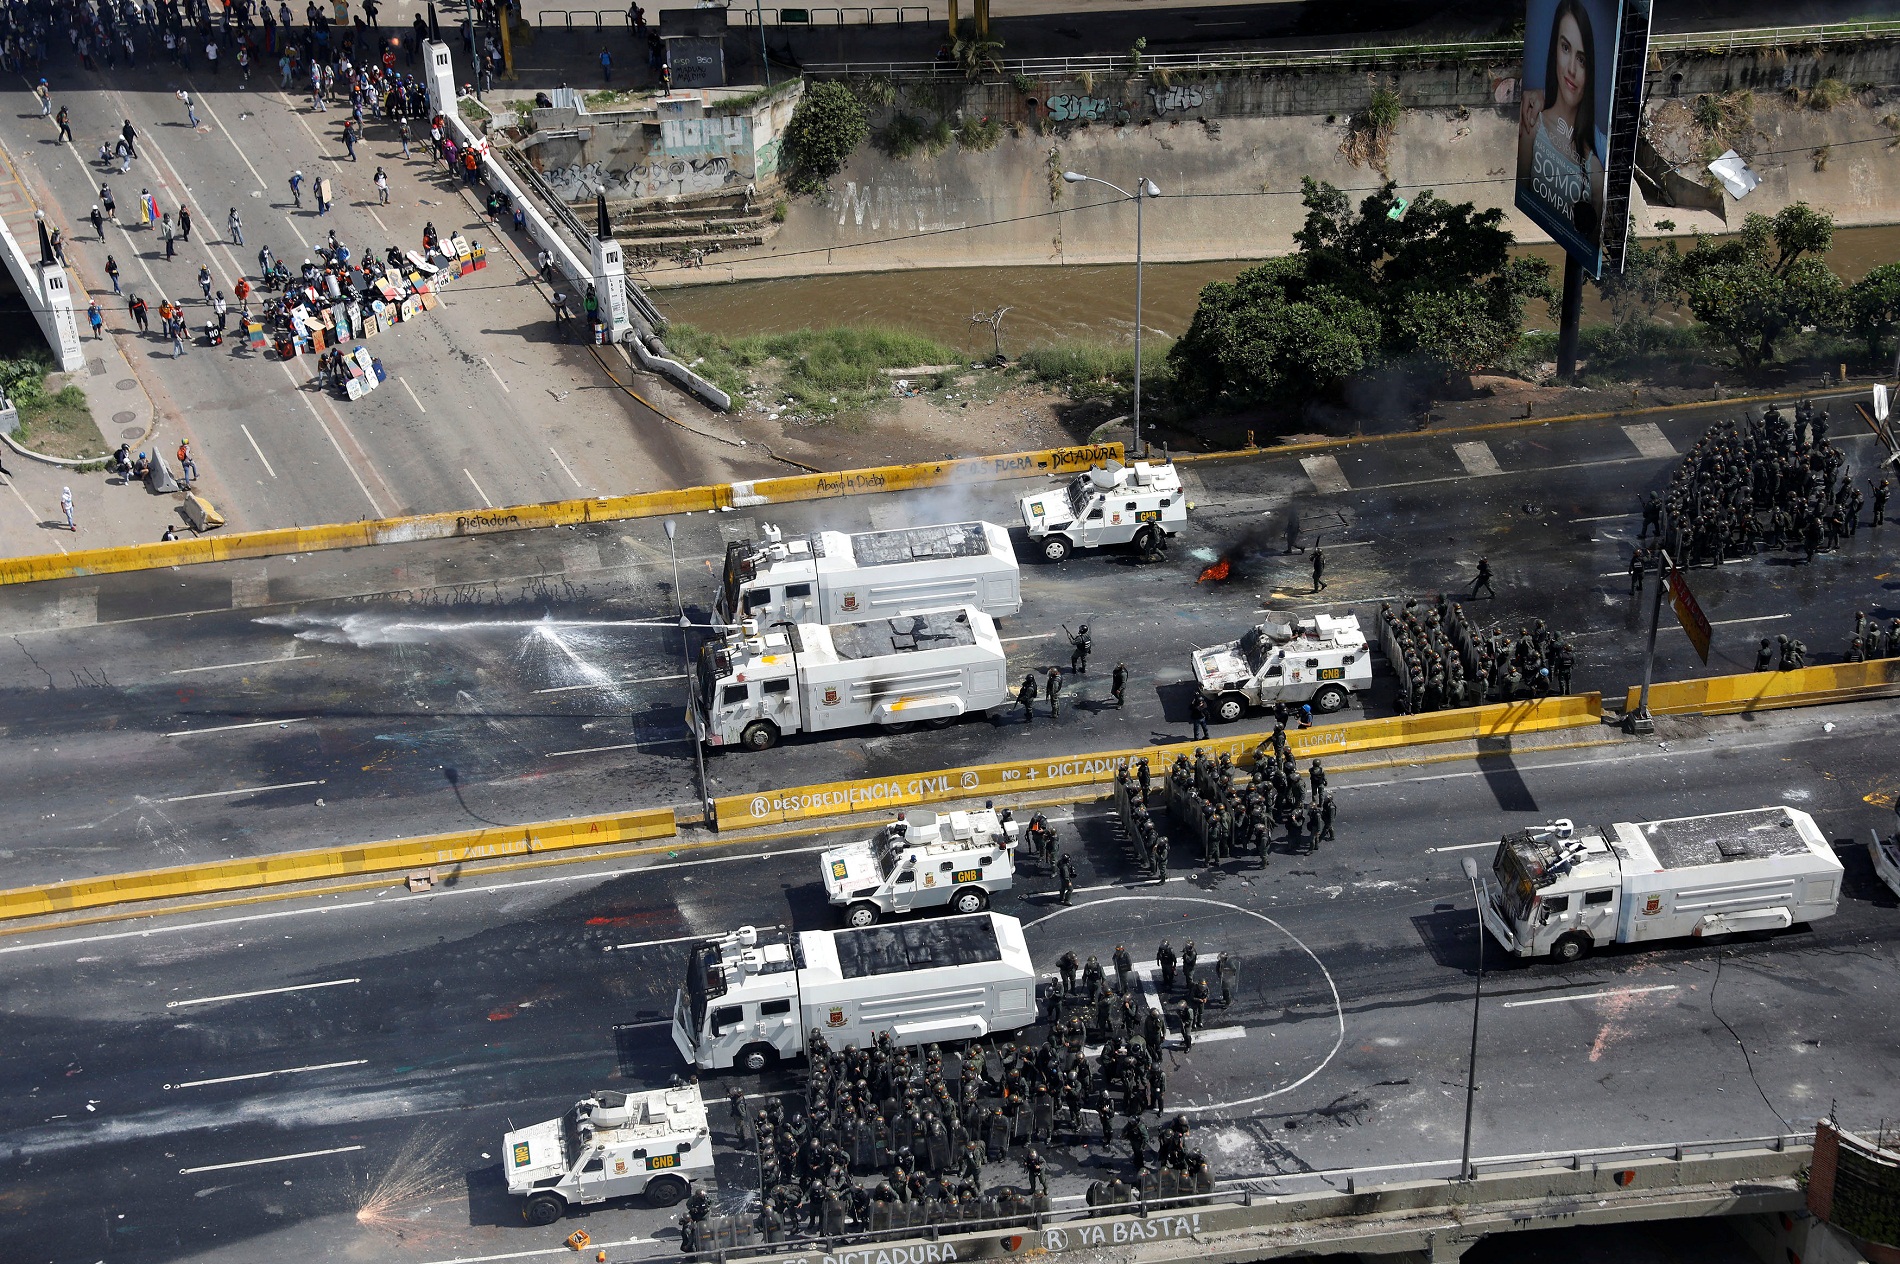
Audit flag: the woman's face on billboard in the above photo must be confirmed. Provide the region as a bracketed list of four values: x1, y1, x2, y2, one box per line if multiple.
[1554, 12, 1588, 113]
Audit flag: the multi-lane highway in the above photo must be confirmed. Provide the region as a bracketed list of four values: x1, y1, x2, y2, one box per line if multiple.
[0, 401, 1889, 888]
[3, 698, 1895, 1264]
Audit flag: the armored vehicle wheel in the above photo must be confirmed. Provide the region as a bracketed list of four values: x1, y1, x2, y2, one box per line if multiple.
[645, 1175, 689, 1208]
[1215, 693, 1247, 723]
[846, 902, 881, 928]
[737, 1043, 778, 1074]
[951, 886, 990, 915]
[523, 1194, 565, 1226]
[740, 720, 778, 751]
[1041, 536, 1072, 563]
[1312, 684, 1350, 713]
[1550, 933, 1591, 964]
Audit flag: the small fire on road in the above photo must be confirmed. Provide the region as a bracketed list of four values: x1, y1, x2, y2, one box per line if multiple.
[1198, 557, 1232, 584]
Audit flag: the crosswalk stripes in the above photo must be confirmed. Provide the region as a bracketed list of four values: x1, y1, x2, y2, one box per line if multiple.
[1452, 441, 1503, 476]
[1300, 455, 1350, 493]
[1621, 422, 1679, 459]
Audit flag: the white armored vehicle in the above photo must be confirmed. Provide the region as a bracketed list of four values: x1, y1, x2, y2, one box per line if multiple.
[1193, 611, 1371, 721]
[1479, 808, 1842, 962]
[1019, 459, 1187, 562]
[822, 807, 1020, 927]
[673, 914, 1038, 1072]
[690, 606, 1010, 750]
[714, 521, 1021, 628]
[503, 1085, 714, 1225]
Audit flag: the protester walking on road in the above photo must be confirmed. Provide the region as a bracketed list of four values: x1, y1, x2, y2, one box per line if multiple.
[87, 299, 103, 338]
[227, 208, 243, 245]
[89, 204, 104, 239]
[121, 119, 139, 159]
[100, 184, 117, 223]
[178, 89, 199, 127]
[55, 105, 72, 142]
[1284, 510, 1304, 554]
[1189, 691, 1209, 740]
[374, 166, 389, 205]
[35, 79, 52, 118]
[129, 294, 149, 333]
[104, 255, 121, 294]
[162, 214, 176, 260]
[1311, 548, 1327, 592]
[197, 264, 213, 299]
[60, 486, 76, 531]
[1111, 662, 1127, 708]
[178, 207, 192, 242]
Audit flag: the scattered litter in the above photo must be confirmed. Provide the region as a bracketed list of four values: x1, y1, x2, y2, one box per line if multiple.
[1823, 722, 1836, 732]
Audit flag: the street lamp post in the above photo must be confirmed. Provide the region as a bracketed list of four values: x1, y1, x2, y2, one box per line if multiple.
[1062, 171, 1160, 458]
[665, 520, 715, 825]
[1459, 856, 1486, 1183]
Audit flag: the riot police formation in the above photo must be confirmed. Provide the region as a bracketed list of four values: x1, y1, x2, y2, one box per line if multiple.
[1656, 401, 1873, 568]
[1379, 596, 1575, 714]
[1159, 745, 1340, 860]
[696, 1022, 1217, 1252]
[1843, 611, 1900, 661]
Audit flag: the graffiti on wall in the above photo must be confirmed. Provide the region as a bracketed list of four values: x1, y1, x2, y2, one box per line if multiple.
[1046, 94, 1112, 122]
[1148, 84, 1205, 113]
[544, 158, 742, 203]
[660, 114, 751, 154]
[830, 181, 969, 233]
[755, 136, 783, 178]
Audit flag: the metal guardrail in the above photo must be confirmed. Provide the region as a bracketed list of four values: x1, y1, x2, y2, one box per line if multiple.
[803, 19, 1900, 78]
[738, 5, 930, 23]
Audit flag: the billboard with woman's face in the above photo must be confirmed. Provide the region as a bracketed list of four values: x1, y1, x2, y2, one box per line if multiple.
[1515, 0, 1622, 277]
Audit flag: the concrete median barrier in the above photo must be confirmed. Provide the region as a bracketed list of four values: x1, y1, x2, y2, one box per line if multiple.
[0, 445, 1123, 586]
[714, 693, 1602, 830]
[0, 805, 677, 922]
[1623, 660, 1900, 718]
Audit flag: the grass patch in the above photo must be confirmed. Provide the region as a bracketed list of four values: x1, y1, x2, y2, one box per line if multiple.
[1, 353, 106, 458]
[663, 324, 961, 419]
[458, 96, 492, 122]
[1015, 340, 1174, 410]
[1808, 76, 1849, 111]
[957, 115, 1002, 151]
[880, 111, 930, 158]
[714, 80, 802, 113]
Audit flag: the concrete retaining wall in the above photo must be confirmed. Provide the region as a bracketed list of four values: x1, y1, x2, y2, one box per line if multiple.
[0, 216, 84, 372]
[646, 43, 1900, 286]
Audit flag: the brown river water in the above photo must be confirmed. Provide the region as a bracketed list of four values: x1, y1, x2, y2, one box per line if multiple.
[652, 224, 1900, 358]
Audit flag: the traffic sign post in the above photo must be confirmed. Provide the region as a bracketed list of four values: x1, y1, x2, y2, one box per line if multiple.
[1628, 549, 1708, 732]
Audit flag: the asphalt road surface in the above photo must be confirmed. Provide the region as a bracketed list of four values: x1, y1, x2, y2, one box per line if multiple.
[2, 59, 774, 533]
[2, 700, 1895, 1264]
[0, 398, 1893, 887]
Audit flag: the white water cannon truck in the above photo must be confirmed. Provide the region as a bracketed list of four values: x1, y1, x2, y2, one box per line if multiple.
[1019, 459, 1187, 562]
[713, 521, 1022, 628]
[1478, 807, 1841, 963]
[821, 806, 1020, 927]
[689, 606, 1010, 750]
[1193, 611, 1372, 721]
[502, 1085, 714, 1225]
[673, 914, 1039, 1072]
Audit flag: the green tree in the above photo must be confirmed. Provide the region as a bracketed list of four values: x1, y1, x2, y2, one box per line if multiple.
[782, 81, 870, 194]
[1838, 261, 1900, 365]
[1170, 258, 1382, 405]
[1589, 238, 1681, 360]
[951, 20, 1004, 79]
[1171, 179, 1549, 406]
[1672, 202, 1843, 370]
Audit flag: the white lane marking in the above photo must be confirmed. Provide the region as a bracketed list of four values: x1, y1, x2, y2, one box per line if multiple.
[366, 206, 389, 235]
[295, 377, 387, 516]
[417, 1240, 652, 1264]
[4, 478, 67, 553]
[180, 1144, 364, 1175]
[399, 376, 427, 413]
[239, 424, 278, 478]
[481, 356, 511, 393]
[1172, 1025, 1246, 1048]
[1705, 613, 1790, 627]
[531, 673, 685, 694]
[167, 1059, 367, 1090]
[1453, 441, 1503, 476]
[611, 1019, 672, 1030]
[544, 738, 689, 757]
[166, 717, 308, 738]
[170, 655, 316, 675]
[188, 89, 305, 247]
[1314, 539, 1373, 549]
[463, 469, 494, 508]
[606, 933, 703, 952]
[549, 446, 585, 490]
[159, 778, 324, 803]
[1425, 841, 1496, 854]
[1001, 632, 1060, 643]
[1075, 876, 1188, 894]
[1356, 453, 1649, 494]
[1300, 454, 1350, 493]
[1570, 512, 1638, 523]
[1622, 422, 1679, 459]
[1501, 984, 1679, 1009]
[167, 977, 360, 1008]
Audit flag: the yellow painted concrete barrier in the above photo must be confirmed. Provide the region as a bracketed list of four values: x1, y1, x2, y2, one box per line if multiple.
[0, 805, 676, 921]
[714, 693, 1602, 829]
[1623, 660, 1900, 717]
[0, 445, 1124, 587]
